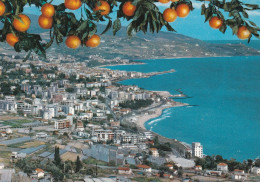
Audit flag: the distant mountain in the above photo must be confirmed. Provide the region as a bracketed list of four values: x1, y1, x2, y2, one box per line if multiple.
[1, 14, 260, 60]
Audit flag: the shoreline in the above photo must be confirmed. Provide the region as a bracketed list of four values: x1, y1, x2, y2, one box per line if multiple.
[133, 92, 188, 131]
[126, 90, 191, 154]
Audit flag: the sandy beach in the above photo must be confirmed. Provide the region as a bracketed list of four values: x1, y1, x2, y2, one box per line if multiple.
[130, 91, 188, 130]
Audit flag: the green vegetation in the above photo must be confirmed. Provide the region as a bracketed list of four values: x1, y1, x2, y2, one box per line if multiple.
[149, 136, 172, 157]
[119, 99, 153, 110]
[83, 157, 108, 166]
[75, 156, 82, 173]
[54, 147, 61, 166]
[132, 177, 161, 182]
[195, 155, 260, 172]
[2, 119, 32, 128]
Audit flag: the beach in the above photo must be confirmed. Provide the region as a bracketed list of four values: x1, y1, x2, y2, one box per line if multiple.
[130, 91, 188, 130]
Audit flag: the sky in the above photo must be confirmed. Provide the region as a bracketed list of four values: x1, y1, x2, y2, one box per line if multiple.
[24, 0, 260, 41]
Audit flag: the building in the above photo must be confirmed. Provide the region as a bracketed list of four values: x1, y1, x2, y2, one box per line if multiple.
[217, 163, 228, 172]
[136, 164, 152, 173]
[192, 142, 203, 158]
[93, 129, 114, 142]
[232, 172, 247, 181]
[252, 167, 260, 175]
[0, 169, 15, 182]
[195, 165, 202, 171]
[54, 120, 71, 129]
[117, 167, 132, 175]
[35, 168, 45, 178]
[149, 148, 159, 157]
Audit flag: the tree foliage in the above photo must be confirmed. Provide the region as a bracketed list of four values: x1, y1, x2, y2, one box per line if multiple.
[0, 0, 259, 58]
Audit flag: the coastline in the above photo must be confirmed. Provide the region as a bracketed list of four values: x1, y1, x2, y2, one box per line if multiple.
[104, 63, 192, 154]
[133, 91, 188, 131]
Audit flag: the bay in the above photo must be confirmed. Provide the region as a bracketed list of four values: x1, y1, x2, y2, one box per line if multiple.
[107, 56, 260, 161]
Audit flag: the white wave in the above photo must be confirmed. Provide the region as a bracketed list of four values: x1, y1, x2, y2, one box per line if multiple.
[148, 108, 172, 126]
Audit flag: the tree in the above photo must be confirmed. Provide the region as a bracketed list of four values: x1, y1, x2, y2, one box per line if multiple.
[215, 155, 224, 163]
[66, 87, 74, 93]
[177, 167, 183, 177]
[75, 156, 82, 173]
[0, 0, 259, 58]
[54, 146, 61, 166]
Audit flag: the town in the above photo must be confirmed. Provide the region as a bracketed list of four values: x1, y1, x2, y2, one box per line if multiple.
[0, 53, 260, 182]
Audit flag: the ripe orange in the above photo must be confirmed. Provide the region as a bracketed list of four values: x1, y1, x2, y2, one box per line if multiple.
[94, 1, 110, 16]
[13, 14, 31, 32]
[237, 26, 251, 40]
[65, 0, 82, 10]
[66, 35, 81, 49]
[6, 33, 19, 47]
[86, 34, 101, 47]
[171, 0, 179, 2]
[41, 3, 55, 17]
[38, 15, 53, 29]
[209, 16, 223, 29]
[176, 3, 190, 18]
[158, 0, 170, 3]
[122, 1, 136, 17]
[0, 1, 5, 16]
[163, 8, 177, 22]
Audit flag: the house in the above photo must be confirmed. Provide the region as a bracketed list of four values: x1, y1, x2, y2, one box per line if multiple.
[217, 163, 228, 172]
[149, 148, 159, 157]
[234, 169, 244, 174]
[252, 167, 260, 175]
[117, 167, 132, 175]
[165, 164, 174, 170]
[163, 173, 173, 179]
[35, 168, 45, 178]
[195, 165, 202, 171]
[232, 173, 247, 181]
[136, 164, 152, 173]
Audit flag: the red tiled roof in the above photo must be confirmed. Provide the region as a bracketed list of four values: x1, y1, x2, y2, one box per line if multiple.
[136, 164, 151, 169]
[36, 168, 44, 173]
[218, 163, 227, 166]
[149, 148, 157, 151]
[118, 167, 130, 171]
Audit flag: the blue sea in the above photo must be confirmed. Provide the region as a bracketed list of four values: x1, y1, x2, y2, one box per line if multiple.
[107, 55, 260, 161]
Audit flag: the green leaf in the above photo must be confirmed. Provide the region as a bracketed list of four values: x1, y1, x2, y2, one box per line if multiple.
[113, 18, 121, 36]
[101, 19, 112, 35]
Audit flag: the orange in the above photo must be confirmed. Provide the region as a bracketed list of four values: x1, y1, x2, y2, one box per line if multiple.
[13, 14, 31, 32]
[66, 35, 81, 49]
[171, 0, 179, 2]
[163, 8, 177, 22]
[41, 3, 55, 17]
[85, 34, 101, 48]
[0, 1, 5, 16]
[65, 0, 82, 10]
[94, 1, 110, 16]
[237, 26, 251, 40]
[38, 15, 53, 29]
[6, 33, 19, 47]
[176, 4, 190, 18]
[122, 1, 136, 17]
[158, 0, 170, 3]
[209, 16, 223, 29]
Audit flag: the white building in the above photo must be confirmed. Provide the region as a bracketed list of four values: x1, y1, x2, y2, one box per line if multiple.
[217, 163, 228, 172]
[144, 131, 153, 140]
[252, 167, 260, 175]
[192, 142, 203, 158]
